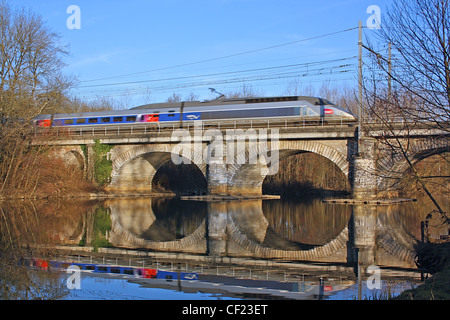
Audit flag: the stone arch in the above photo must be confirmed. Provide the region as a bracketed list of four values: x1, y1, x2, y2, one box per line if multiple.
[106, 198, 207, 252]
[377, 137, 449, 191]
[109, 213, 207, 253]
[228, 140, 350, 195]
[227, 215, 349, 260]
[62, 149, 85, 171]
[108, 144, 206, 193]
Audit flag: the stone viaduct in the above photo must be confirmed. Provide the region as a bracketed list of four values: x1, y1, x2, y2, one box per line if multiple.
[35, 121, 449, 200]
[33, 122, 449, 268]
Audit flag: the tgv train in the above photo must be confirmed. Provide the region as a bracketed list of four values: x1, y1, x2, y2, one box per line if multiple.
[25, 258, 199, 280]
[33, 96, 356, 128]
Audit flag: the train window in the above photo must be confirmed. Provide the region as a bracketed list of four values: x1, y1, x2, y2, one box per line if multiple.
[305, 108, 319, 116]
[97, 266, 108, 272]
[246, 96, 298, 103]
[168, 114, 175, 117]
[110, 268, 121, 273]
[169, 110, 175, 113]
[76, 118, 86, 124]
[202, 107, 296, 120]
[64, 119, 74, 125]
[102, 117, 110, 123]
[88, 118, 98, 123]
[113, 117, 123, 122]
[85, 265, 95, 271]
[126, 116, 136, 122]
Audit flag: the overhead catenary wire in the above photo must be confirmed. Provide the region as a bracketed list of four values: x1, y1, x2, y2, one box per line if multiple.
[76, 68, 356, 99]
[77, 56, 357, 89]
[68, 26, 361, 102]
[77, 65, 356, 100]
[79, 26, 360, 84]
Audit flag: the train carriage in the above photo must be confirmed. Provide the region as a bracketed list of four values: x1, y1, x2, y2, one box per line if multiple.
[33, 96, 356, 129]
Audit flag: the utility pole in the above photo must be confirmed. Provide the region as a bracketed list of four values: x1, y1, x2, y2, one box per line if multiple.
[358, 21, 363, 141]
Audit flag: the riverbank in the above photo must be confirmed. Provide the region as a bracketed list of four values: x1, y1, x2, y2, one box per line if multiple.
[394, 242, 450, 300]
[394, 264, 450, 300]
[0, 190, 177, 201]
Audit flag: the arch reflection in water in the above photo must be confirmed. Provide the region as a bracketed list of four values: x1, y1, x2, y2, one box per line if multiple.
[106, 197, 425, 270]
[107, 198, 351, 263]
[107, 198, 206, 245]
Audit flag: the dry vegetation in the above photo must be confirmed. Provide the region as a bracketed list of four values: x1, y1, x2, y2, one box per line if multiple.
[263, 153, 351, 197]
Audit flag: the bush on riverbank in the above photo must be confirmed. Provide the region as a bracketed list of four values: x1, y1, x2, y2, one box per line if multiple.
[0, 145, 99, 200]
[395, 242, 450, 300]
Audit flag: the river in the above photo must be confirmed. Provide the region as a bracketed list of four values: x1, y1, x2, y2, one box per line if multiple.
[0, 195, 447, 300]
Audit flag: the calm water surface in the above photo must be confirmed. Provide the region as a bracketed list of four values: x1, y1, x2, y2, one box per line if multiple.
[1, 195, 446, 300]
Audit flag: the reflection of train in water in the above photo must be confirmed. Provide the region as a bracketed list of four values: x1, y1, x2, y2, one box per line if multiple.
[25, 258, 198, 280]
[32, 96, 356, 128]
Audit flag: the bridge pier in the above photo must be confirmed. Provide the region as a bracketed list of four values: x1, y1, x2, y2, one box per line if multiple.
[85, 143, 96, 183]
[206, 163, 229, 195]
[351, 205, 377, 266]
[206, 163, 266, 195]
[206, 202, 228, 257]
[352, 137, 379, 199]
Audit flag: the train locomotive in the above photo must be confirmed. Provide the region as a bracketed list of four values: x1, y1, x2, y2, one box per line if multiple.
[32, 95, 356, 129]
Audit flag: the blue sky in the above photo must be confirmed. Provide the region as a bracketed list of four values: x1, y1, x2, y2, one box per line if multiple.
[11, 0, 393, 106]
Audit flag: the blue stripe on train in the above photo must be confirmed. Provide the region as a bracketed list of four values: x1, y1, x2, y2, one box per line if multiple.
[47, 260, 198, 280]
[156, 270, 199, 280]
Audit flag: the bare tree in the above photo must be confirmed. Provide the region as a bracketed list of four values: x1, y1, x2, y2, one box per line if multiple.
[225, 83, 263, 98]
[365, 0, 450, 127]
[0, 1, 73, 120]
[167, 91, 199, 102]
[0, 1, 74, 194]
[363, 0, 449, 224]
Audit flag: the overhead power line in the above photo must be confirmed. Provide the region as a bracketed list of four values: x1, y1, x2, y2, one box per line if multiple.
[77, 56, 357, 89]
[79, 26, 359, 84]
[77, 64, 355, 99]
